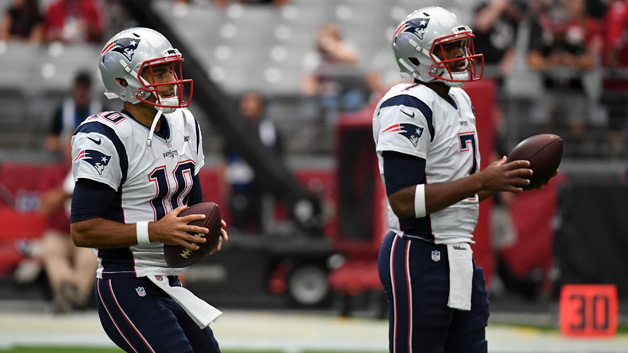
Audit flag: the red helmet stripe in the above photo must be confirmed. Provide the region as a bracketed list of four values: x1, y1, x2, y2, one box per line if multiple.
[393, 24, 407, 38]
[101, 42, 115, 55]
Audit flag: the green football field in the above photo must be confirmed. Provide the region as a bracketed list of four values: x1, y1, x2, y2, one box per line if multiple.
[3, 348, 349, 353]
[1, 349, 294, 353]
[0, 347, 122, 353]
[0, 349, 352, 353]
[2, 310, 627, 353]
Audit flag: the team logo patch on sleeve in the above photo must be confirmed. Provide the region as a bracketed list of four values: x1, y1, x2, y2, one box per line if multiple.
[74, 149, 112, 175]
[382, 123, 424, 147]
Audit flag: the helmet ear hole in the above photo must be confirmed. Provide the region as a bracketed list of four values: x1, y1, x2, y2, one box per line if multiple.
[409, 58, 420, 66]
[116, 78, 128, 87]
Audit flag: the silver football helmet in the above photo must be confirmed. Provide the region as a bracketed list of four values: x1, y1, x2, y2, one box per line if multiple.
[392, 7, 483, 87]
[98, 27, 193, 113]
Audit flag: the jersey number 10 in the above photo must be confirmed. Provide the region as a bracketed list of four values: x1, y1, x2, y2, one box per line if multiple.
[148, 161, 196, 219]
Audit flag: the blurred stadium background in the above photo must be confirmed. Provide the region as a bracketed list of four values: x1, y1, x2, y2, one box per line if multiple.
[0, 0, 627, 351]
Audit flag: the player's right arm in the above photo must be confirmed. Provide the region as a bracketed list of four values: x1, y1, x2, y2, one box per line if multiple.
[70, 179, 208, 250]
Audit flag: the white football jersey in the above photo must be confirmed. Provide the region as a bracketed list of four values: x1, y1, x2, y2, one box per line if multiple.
[71, 108, 205, 278]
[373, 83, 480, 245]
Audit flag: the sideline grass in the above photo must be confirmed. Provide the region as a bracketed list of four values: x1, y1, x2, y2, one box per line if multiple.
[0, 349, 289, 353]
[0, 348, 123, 353]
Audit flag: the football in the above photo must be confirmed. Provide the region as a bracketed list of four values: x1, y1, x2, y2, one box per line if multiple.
[164, 202, 222, 268]
[506, 134, 563, 190]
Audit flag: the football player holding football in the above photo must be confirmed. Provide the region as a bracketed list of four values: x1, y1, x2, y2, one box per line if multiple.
[70, 27, 227, 353]
[373, 7, 534, 353]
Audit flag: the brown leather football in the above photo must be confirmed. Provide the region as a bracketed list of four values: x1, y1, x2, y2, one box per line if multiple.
[507, 134, 563, 190]
[164, 202, 222, 268]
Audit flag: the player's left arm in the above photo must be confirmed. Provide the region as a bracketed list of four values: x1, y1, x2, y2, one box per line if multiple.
[477, 159, 559, 202]
[187, 173, 204, 206]
[70, 178, 209, 250]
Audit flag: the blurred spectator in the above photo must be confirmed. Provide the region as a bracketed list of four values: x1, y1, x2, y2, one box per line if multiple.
[527, 0, 603, 144]
[43, 0, 105, 44]
[528, 0, 603, 74]
[300, 23, 371, 150]
[45, 70, 102, 159]
[212, 0, 230, 7]
[0, 0, 43, 43]
[220, 92, 283, 234]
[473, 0, 525, 79]
[237, 0, 291, 6]
[601, 0, 628, 156]
[301, 23, 366, 112]
[39, 136, 97, 314]
[603, 0, 628, 68]
[103, 1, 135, 38]
[586, 0, 607, 18]
[211, 0, 290, 8]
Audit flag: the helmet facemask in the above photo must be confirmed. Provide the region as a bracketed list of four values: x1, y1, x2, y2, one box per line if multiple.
[428, 31, 484, 88]
[136, 52, 193, 114]
[138, 53, 194, 158]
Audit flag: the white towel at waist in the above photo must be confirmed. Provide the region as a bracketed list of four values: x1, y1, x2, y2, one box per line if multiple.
[148, 275, 222, 329]
[446, 243, 474, 311]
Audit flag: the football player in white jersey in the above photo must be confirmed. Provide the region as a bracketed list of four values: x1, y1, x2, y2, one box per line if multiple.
[70, 27, 227, 353]
[373, 7, 540, 353]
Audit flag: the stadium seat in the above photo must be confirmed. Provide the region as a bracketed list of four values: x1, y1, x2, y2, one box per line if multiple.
[0, 43, 40, 93]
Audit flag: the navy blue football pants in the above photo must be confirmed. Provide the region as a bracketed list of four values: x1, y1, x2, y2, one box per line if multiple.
[96, 276, 221, 353]
[378, 232, 489, 353]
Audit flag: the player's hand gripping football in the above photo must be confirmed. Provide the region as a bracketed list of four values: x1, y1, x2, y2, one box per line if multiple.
[479, 156, 533, 193]
[211, 220, 228, 255]
[150, 206, 209, 251]
[535, 169, 559, 190]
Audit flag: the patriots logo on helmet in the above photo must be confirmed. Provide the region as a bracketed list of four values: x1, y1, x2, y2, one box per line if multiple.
[394, 17, 431, 40]
[382, 123, 424, 147]
[73, 149, 111, 175]
[105, 37, 141, 61]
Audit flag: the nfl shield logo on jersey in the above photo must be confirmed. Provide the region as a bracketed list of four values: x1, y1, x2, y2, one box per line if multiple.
[431, 250, 441, 262]
[136, 287, 146, 297]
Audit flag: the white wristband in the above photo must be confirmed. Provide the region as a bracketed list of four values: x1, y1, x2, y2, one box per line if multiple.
[136, 221, 150, 245]
[414, 184, 426, 218]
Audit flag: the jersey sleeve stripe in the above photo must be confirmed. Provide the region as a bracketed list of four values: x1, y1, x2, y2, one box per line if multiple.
[380, 94, 435, 142]
[75, 122, 129, 184]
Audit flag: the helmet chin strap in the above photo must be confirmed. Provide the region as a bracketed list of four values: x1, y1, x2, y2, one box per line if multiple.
[442, 69, 469, 88]
[146, 96, 190, 159]
[146, 109, 163, 159]
[431, 54, 470, 87]
[155, 95, 179, 114]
